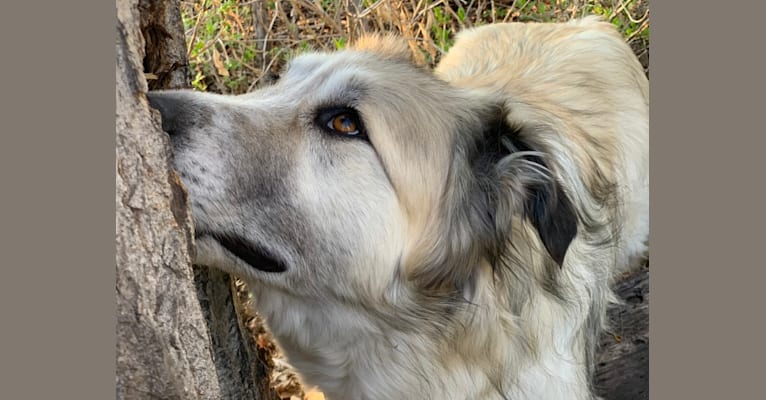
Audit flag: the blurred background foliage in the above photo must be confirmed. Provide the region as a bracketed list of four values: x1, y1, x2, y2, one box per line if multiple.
[180, 0, 649, 94]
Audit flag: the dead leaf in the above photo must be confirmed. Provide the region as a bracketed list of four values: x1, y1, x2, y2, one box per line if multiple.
[212, 48, 230, 77]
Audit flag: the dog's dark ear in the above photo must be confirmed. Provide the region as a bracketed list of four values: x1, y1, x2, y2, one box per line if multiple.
[522, 165, 578, 266]
[473, 107, 578, 267]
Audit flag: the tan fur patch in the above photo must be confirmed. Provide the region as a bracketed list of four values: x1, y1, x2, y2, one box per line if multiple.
[351, 34, 413, 63]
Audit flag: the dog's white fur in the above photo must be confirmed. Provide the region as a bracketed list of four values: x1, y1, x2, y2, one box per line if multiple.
[150, 16, 648, 400]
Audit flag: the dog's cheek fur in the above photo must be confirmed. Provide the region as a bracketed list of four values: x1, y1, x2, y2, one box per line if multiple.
[288, 135, 410, 298]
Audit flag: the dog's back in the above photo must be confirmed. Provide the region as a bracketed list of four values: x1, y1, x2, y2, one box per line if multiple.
[437, 16, 649, 272]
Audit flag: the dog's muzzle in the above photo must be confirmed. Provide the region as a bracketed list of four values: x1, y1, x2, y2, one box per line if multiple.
[147, 91, 288, 274]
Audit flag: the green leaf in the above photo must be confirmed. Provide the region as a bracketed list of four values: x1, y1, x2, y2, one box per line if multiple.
[333, 37, 348, 50]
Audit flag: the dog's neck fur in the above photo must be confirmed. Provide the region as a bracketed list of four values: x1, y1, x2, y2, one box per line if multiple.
[250, 251, 601, 400]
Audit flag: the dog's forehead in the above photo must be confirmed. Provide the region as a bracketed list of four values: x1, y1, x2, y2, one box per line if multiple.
[281, 51, 409, 97]
[286, 50, 375, 73]
[284, 52, 334, 77]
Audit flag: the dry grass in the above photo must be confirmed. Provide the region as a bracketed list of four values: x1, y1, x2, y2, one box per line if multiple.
[181, 0, 649, 94]
[182, 1, 649, 398]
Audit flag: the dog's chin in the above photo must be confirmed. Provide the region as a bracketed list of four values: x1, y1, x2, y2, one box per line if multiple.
[194, 233, 288, 274]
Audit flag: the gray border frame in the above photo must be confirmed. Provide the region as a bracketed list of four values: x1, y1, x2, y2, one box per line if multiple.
[650, 1, 766, 398]
[0, 1, 116, 398]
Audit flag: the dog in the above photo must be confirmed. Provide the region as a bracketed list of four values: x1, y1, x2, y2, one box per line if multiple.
[148, 16, 648, 400]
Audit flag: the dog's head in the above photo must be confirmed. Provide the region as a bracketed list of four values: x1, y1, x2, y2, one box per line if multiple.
[147, 35, 578, 305]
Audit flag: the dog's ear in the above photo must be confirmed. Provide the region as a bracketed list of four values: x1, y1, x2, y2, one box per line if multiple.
[407, 104, 579, 295]
[518, 157, 579, 266]
[475, 106, 579, 267]
[351, 34, 414, 63]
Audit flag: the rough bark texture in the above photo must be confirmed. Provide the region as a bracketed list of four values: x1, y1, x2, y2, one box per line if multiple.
[139, 0, 189, 90]
[194, 267, 278, 400]
[116, 0, 277, 398]
[116, 1, 219, 397]
[595, 266, 650, 400]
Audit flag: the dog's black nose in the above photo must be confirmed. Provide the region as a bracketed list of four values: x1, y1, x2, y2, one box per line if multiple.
[147, 90, 206, 138]
[147, 91, 187, 137]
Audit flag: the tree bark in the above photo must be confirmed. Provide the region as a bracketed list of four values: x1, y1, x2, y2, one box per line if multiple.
[139, 0, 189, 90]
[115, 0, 277, 398]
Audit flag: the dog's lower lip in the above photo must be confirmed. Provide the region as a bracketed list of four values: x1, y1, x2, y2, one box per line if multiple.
[197, 232, 287, 273]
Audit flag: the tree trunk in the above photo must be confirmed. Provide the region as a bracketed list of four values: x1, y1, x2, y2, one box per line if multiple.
[115, 0, 277, 398]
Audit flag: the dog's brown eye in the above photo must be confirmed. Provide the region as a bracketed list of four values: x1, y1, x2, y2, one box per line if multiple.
[330, 114, 359, 135]
[316, 107, 368, 140]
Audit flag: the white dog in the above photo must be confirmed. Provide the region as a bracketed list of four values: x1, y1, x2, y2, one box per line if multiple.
[149, 16, 648, 400]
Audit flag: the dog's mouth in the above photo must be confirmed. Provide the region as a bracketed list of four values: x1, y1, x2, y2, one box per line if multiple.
[198, 232, 288, 273]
